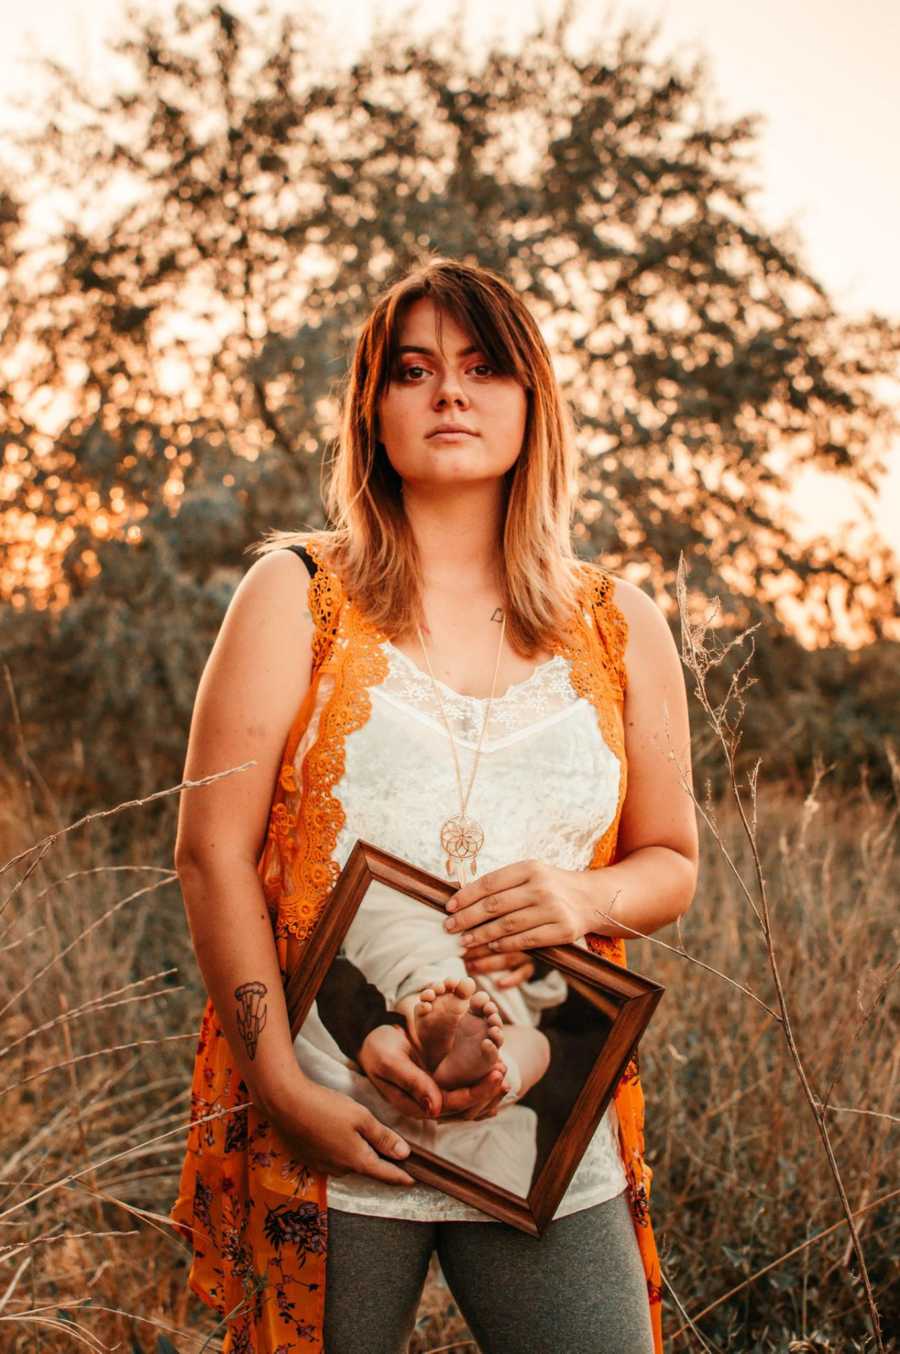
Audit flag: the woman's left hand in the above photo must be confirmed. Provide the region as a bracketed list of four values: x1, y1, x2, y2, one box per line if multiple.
[445, 859, 591, 954]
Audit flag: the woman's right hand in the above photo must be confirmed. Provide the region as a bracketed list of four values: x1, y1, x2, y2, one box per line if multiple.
[264, 1076, 416, 1186]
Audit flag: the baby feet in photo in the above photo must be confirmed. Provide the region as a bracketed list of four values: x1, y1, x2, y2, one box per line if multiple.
[413, 976, 480, 1071]
[430, 986, 505, 1091]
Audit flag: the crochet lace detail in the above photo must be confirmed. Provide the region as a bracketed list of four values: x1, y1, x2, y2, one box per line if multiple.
[562, 570, 653, 1240]
[561, 564, 629, 959]
[261, 540, 389, 945]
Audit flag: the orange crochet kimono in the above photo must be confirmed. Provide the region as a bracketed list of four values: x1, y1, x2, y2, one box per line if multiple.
[169, 540, 664, 1353]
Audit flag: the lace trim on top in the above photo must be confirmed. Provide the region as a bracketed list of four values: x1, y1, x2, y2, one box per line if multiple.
[379, 644, 578, 750]
[386, 640, 564, 702]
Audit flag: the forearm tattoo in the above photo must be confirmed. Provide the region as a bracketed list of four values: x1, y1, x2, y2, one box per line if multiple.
[234, 980, 268, 1060]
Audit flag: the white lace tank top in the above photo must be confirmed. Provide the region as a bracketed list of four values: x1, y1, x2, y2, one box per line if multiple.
[294, 638, 629, 1221]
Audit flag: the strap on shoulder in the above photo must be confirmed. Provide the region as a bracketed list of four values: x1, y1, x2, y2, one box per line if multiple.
[283, 543, 319, 578]
[281, 540, 343, 668]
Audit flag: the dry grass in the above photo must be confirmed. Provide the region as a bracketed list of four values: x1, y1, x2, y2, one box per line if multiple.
[2, 772, 895, 1353]
[1, 608, 897, 1353]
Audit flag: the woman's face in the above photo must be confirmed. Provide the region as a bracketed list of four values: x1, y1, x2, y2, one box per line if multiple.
[376, 297, 528, 491]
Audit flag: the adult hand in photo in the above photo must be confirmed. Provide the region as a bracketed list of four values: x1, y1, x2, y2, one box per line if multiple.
[445, 859, 591, 954]
[437, 1061, 510, 1121]
[359, 1023, 511, 1123]
[358, 1022, 444, 1119]
[464, 945, 536, 988]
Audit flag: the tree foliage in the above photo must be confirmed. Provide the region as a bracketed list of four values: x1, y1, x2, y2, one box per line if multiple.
[1, 0, 898, 805]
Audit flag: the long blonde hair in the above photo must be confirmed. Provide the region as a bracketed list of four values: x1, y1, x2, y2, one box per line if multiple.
[252, 255, 586, 655]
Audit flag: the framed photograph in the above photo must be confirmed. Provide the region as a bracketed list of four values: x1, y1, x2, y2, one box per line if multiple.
[285, 840, 664, 1236]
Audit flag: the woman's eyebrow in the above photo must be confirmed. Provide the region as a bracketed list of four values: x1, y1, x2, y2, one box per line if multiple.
[397, 344, 482, 357]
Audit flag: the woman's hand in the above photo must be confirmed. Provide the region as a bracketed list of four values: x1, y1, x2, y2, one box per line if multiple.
[359, 1023, 511, 1122]
[445, 859, 591, 954]
[264, 1074, 416, 1185]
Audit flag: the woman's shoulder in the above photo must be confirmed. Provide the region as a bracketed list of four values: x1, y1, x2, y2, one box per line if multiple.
[218, 538, 352, 696]
[218, 551, 317, 661]
[245, 530, 345, 608]
[578, 562, 678, 688]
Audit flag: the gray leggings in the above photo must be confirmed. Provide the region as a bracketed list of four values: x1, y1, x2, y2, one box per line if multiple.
[323, 1189, 654, 1354]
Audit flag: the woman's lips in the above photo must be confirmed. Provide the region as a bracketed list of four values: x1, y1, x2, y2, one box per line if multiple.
[427, 430, 476, 439]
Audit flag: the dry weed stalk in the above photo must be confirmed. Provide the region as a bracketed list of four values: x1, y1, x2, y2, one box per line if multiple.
[1, 762, 256, 883]
[664, 555, 888, 1350]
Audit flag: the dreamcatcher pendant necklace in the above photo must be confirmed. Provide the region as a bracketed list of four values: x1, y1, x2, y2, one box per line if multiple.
[415, 613, 507, 881]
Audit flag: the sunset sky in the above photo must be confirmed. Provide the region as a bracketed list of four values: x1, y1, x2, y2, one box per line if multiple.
[2, 0, 898, 555]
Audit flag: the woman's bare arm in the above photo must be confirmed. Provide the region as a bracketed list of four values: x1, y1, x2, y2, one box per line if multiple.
[174, 548, 317, 1112]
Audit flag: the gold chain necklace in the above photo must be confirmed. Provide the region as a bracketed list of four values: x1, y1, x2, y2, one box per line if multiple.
[415, 614, 507, 881]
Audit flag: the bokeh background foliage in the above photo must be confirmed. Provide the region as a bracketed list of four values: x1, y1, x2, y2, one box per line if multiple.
[1, 0, 899, 808]
[1, 3, 898, 1351]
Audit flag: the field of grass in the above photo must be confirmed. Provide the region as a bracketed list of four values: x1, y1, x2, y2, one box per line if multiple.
[1, 761, 896, 1352]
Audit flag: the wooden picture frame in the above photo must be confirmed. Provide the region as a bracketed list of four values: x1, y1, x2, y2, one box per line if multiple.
[286, 840, 664, 1237]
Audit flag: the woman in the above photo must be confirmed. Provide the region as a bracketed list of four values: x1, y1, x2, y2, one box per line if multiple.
[170, 256, 698, 1353]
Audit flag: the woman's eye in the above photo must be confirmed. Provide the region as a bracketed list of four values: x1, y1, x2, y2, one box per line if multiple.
[397, 362, 495, 381]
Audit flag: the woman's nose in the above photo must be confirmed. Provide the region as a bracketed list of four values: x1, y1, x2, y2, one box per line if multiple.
[433, 368, 469, 407]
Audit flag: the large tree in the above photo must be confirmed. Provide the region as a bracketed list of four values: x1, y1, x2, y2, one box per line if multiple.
[1, 0, 898, 803]
[4, 1, 898, 628]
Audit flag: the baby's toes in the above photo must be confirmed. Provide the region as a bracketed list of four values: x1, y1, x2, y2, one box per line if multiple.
[468, 989, 492, 1015]
[481, 1038, 501, 1064]
[449, 975, 476, 999]
[486, 1023, 504, 1048]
